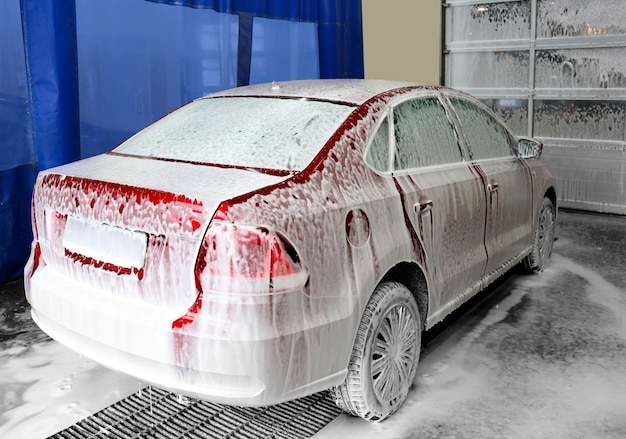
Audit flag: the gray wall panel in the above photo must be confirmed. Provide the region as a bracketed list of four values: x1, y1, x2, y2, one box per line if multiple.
[444, 0, 626, 214]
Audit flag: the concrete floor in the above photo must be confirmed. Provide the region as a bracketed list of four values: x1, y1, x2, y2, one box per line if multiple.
[1, 210, 625, 438]
[318, 209, 626, 438]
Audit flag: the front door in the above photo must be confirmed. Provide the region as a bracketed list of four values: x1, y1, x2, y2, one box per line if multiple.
[447, 96, 534, 275]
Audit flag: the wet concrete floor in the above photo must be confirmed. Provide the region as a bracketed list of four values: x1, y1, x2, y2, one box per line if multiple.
[318, 209, 626, 438]
[1, 209, 625, 438]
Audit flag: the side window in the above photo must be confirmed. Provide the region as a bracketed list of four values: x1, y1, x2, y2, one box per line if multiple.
[450, 97, 515, 160]
[365, 116, 390, 172]
[392, 97, 463, 170]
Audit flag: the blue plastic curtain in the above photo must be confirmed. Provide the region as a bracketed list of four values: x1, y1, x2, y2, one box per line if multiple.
[1, 0, 78, 283]
[0, 0, 31, 283]
[147, 0, 364, 80]
[146, 0, 320, 21]
[21, 0, 81, 171]
[0, 0, 363, 282]
[0, 0, 33, 172]
[76, 0, 322, 158]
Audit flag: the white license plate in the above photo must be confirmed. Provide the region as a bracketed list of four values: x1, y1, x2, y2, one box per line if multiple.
[62, 217, 148, 269]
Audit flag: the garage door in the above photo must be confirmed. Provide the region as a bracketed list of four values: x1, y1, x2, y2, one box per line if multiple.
[443, 0, 626, 214]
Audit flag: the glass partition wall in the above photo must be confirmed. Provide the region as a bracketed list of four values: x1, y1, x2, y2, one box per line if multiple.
[444, 0, 626, 214]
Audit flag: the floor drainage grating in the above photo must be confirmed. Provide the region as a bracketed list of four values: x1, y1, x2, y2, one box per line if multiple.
[49, 387, 342, 439]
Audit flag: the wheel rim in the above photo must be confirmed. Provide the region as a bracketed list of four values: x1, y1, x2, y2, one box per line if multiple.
[537, 203, 555, 264]
[370, 304, 418, 404]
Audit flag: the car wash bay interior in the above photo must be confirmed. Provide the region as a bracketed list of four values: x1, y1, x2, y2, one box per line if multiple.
[1, 1, 625, 438]
[2, 211, 625, 438]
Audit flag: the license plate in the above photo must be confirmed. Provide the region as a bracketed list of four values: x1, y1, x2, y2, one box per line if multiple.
[62, 217, 148, 269]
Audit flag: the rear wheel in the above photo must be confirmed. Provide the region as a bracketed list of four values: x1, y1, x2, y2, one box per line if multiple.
[524, 197, 556, 272]
[331, 281, 421, 421]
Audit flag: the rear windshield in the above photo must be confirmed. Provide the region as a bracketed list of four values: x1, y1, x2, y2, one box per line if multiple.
[115, 97, 355, 171]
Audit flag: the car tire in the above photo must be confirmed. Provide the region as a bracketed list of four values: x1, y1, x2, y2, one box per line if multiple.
[524, 197, 556, 272]
[330, 281, 421, 421]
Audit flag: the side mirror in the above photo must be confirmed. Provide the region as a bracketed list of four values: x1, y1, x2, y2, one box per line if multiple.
[517, 137, 543, 159]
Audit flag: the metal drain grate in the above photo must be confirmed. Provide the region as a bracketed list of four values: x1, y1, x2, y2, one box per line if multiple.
[49, 387, 342, 439]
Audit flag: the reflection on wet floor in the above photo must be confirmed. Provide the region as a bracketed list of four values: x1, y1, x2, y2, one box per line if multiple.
[1, 210, 625, 439]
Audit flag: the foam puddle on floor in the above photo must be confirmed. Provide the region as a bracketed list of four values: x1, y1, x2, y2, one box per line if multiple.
[0, 339, 142, 439]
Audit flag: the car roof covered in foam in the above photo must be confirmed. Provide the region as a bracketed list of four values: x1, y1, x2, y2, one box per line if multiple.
[202, 79, 443, 106]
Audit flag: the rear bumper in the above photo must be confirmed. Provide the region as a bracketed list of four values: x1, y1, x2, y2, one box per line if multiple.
[27, 266, 353, 406]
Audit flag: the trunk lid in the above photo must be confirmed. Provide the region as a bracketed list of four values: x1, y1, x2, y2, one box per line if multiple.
[32, 153, 290, 313]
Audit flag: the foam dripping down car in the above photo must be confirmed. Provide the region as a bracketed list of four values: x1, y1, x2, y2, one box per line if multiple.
[25, 79, 557, 421]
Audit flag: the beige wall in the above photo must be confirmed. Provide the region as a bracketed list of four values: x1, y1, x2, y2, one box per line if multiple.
[362, 0, 441, 85]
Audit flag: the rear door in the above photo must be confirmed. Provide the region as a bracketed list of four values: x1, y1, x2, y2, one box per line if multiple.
[383, 94, 488, 318]
[446, 95, 534, 275]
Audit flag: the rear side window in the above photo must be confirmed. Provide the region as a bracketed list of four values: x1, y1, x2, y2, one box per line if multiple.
[392, 97, 463, 170]
[449, 97, 515, 160]
[365, 116, 390, 172]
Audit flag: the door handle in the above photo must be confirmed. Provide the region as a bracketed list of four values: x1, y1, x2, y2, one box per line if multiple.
[413, 199, 433, 214]
[487, 182, 499, 193]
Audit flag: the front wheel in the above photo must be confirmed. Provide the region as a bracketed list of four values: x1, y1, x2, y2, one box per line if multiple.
[524, 197, 556, 272]
[330, 281, 421, 421]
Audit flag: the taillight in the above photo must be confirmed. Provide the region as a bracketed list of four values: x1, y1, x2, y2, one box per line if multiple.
[42, 208, 68, 251]
[195, 221, 308, 295]
[27, 195, 48, 279]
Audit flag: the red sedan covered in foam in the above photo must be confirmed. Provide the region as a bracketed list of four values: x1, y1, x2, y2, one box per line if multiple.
[25, 80, 556, 421]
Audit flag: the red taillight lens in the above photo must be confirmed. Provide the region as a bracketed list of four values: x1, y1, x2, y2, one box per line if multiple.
[196, 222, 308, 294]
[41, 209, 68, 252]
